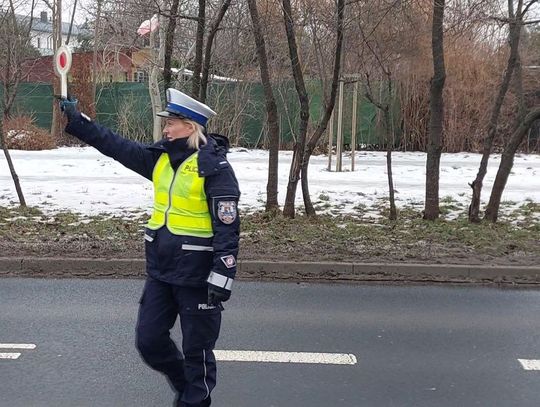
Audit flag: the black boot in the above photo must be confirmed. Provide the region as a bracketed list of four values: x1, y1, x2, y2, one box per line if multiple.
[175, 396, 211, 407]
[174, 395, 186, 407]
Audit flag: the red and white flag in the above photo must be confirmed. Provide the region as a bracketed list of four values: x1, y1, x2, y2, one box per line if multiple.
[137, 14, 159, 36]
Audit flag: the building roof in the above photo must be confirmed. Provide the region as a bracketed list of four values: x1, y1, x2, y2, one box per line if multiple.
[171, 67, 239, 83]
[14, 12, 90, 37]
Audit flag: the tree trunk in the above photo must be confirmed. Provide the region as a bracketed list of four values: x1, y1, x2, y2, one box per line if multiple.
[163, 0, 180, 91]
[384, 107, 397, 220]
[247, 0, 280, 212]
[386, 149, 397, 220]
[65, 0, 78, 45]
[200, 0, 232, 103]
[149, 14, 165, 142]
[50, 0, 63, 143]
[365, 80, 396, 221]
[301, 0, 345, 217]
[300, 156, 312, 214]
[3, 32, 14, 118]
[0, 113, 26, 206]
[424, 0, 446, 220]
[512, 53, 525, 133]
[282, 0, 310, 218]
[191, 0, 206, 100]
[0, 1, 32, 207]
[484, 107, 540, 222]
[468, 1, 521, 222]
[91, 0, 102, 112]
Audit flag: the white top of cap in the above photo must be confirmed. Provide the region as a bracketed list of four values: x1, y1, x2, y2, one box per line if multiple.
[157, 88, 216, 126]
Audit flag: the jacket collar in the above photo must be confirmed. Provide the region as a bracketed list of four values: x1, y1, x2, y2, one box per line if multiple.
[147, 139, 167, 152]
[147, 136, 228, 176]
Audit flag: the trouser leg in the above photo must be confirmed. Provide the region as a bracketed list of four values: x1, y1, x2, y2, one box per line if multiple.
[135, 277, 186, 394]
[177, 286, 222, 407]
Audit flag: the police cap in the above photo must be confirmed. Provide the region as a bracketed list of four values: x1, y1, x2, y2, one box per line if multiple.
[157, 88, 216, 127]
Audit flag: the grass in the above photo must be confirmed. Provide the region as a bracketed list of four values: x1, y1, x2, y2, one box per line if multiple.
[0, 205, 538, 265]
[239, 210, 539, 263]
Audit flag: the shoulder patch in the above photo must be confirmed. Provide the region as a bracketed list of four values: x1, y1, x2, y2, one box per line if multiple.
[217, 200, 237, 224]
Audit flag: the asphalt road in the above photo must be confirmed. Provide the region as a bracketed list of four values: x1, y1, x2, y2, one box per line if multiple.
[1, 278, 539, 407]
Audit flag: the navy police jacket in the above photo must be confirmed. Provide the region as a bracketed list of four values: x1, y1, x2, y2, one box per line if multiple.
[65, 112, 240, 287]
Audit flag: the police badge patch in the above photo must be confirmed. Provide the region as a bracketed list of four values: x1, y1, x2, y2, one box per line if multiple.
[221, 255, 236, 269]
[217, 201, 237, 224]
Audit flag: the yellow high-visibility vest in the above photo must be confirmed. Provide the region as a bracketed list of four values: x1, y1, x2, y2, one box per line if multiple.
[146, 152, 213, 238]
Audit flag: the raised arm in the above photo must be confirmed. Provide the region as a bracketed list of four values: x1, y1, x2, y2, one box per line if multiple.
[62, 101, 158, 180]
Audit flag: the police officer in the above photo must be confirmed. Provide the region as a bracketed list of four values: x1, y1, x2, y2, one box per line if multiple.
[60, 89, 240, 407]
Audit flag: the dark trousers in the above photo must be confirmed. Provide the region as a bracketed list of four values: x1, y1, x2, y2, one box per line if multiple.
[135, 277, 222, 407]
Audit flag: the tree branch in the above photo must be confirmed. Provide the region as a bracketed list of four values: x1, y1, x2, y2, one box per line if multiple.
[521, 0, 538, 17]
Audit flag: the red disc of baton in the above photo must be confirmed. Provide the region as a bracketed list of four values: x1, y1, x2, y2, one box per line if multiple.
[54, 45, 72, 76]
[59, 53, 67, 69]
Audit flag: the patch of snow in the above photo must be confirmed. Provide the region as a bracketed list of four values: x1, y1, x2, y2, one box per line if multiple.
[0, 147, 538, 220]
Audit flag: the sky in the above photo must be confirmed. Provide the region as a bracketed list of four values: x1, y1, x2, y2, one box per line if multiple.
[0, 147, 538, 220]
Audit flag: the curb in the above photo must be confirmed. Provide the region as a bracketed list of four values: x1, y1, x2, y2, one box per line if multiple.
[0, 257, 539, 286]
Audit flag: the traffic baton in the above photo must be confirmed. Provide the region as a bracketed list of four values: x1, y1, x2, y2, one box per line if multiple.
[53, 45, 72, 99]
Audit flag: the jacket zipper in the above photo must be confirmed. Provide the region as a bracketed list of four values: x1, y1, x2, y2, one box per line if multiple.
[163, 153, 197, 226]
[164, 168, 179, 225]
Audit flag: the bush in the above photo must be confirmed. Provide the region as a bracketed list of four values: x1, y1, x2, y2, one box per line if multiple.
[4, 115, 56, 150]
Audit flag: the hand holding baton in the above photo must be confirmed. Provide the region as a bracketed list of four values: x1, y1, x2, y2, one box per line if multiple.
[53, 46, 79, 121]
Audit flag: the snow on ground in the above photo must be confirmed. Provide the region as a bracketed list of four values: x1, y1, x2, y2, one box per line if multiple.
[0, 147, 538, 219]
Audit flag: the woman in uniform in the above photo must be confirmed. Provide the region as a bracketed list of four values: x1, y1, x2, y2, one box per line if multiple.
[60, 88, 240, 407]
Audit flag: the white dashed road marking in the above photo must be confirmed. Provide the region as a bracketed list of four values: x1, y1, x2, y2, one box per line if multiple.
[0, 344, 37, 349]
[518, 359, 540, 371]
[0, 344, 36, 360]
[0, 353, 22, 359]
[214, 350, 357, 365]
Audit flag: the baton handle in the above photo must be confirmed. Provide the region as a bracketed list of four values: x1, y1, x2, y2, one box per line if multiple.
[61, 76, 68, 99]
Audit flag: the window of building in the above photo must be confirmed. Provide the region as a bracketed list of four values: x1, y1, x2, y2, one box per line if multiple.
[134, 71, 148, 82]
[37, 38, 41, 48]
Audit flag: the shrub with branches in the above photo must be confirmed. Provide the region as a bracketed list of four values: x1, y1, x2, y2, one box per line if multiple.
[4, 115, 56, 150]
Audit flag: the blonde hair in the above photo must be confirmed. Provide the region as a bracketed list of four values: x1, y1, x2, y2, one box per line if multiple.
[186, 120, 207, 150]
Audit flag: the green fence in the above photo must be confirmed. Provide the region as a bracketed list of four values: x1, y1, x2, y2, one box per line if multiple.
[3, 81, 399, 148]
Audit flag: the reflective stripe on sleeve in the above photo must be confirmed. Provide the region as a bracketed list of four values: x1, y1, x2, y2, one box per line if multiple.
[207, 271, 233, 291]
[181, 244, 214, 252]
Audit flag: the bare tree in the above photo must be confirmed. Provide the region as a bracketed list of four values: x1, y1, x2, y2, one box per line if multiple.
[347, 0, 403, 220]
[468, 0, 531, 222]
[247, 0, 280, 212]
[163, 0, 180, 90]
[200, 0, 232, 103]
[148, 13, 165, 141]
[365, 77, 398, 220]
[91, 0, 103, 113]
[1, 0, 37, 118]
[424, 0, 446, 220]
[42, 0, 65, 143]
[484, 107, 540, 221]
[482, 1, 540, 222]
[0, 0, 37, 207]
[191, 0, 206, 99]
[281, 0, 311, 218]
[300, 0, 345, 217]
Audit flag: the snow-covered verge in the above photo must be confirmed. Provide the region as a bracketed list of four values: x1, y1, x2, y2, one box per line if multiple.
[1, 148, 538, 222]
